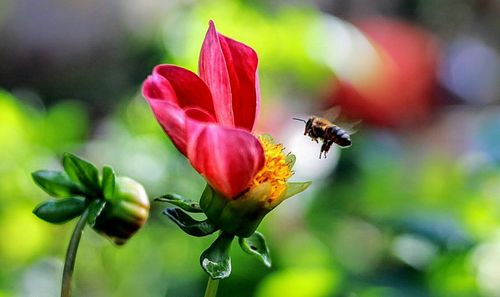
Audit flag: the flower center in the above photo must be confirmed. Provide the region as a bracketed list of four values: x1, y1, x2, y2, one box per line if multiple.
[249, 135, 293, 203]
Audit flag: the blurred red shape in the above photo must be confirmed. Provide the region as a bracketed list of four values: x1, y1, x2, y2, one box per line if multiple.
[329, 18, 440, 128]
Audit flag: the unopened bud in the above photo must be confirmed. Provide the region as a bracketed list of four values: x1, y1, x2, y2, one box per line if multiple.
[93, 177, 150, 245]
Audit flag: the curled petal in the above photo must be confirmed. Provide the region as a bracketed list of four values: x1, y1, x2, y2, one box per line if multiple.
[199, 21, 235, 127]
[142, 72, 178, 105]
[218, 33, 260, 131]
[143, 65, 219, 155]
[143, 74, 187, 153]
[186, 119, 265, 198]
[147, 99, 187, 154]
[153, 65, 216, 117]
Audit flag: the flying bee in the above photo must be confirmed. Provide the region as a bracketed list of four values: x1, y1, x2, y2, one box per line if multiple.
[293, 116, 352, 159]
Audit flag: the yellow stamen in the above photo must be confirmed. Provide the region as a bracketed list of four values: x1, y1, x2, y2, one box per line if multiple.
[250, 135, 293, 203]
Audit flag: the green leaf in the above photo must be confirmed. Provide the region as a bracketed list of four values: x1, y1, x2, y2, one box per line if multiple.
[155, 193, 203, 213]
[239, 231, 272, 267]
[101, 166, 116, 201]
[163, 208, 218, 237]
[33, 197, 86, 224]
[87, 199, 107, 227]
[62, 153, 100, 196]
[32, 170, 83, 198]
[200, 232, 234, 279]
[282, 181, 312, 200]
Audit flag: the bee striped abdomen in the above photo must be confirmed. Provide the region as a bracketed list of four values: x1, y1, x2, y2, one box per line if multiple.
[327, 126, 351, 147]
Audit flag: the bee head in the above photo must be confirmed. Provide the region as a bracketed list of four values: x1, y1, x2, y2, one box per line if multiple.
[293, 117, 314, 133]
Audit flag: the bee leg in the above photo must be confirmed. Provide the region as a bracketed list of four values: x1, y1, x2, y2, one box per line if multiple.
[319, 142, 327, 159]
[320, 140, 333, 159]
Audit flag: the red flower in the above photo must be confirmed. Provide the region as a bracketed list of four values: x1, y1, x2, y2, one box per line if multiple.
[142, 21, 265, 199]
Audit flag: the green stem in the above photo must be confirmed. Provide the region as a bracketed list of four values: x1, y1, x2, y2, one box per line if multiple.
[203, 277, 220, 297]
[61, 207, 91, 297]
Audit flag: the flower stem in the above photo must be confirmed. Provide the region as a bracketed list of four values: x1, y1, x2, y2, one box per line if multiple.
[203, 277, 219, 297]
[61, 207, 90, 297]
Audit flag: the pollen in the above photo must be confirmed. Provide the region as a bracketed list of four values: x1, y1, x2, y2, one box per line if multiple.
[250, 135, 293, 203]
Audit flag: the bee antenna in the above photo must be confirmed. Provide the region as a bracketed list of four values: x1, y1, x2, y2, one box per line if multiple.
[292, 117, 307, 123]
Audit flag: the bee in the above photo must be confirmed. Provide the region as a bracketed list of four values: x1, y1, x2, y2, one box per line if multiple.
[293, 116, 352, 159]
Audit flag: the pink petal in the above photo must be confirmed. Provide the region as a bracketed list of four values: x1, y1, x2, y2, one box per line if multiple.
[142, 72, 178, 105]
[153, 65, 216, 118]
[143, 65, 219, 155]
[143, 74, 187, 154]
[199, 21, 235, 127]
[147, 98, 187, 154]
[218, 32, 260, 131]
[185, 107, 216, 122]
[185, 118, 265, 198]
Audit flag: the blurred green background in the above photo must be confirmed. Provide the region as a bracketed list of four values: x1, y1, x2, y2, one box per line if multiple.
[1, 0, 500, 296]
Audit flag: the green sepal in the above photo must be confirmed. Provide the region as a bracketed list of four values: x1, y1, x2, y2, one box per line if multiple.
[32, 170, 83, 198]
[62, 153, 100, 196]
[87, 199, 107, 227]
[238, 231, 272, 267]
[200, 183, 271, 237]
[259, 134, 274, 143]
[155, 193, 203, 213]
[101, 166, 116, 201]
[282, 181, 312, 200]
[33, 197, 86, 224]
[285, 154, 296, 169]
[200, 232, 234, 279]
[163, 208, 218, 237]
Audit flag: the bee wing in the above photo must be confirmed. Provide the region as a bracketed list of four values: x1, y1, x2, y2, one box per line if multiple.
[339, 119, 362, 135]
[321, 106, 342, 122]
[320, 106, 361, 135]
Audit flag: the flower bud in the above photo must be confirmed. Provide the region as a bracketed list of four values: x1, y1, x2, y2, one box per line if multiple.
[93, 177, 150, 245]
